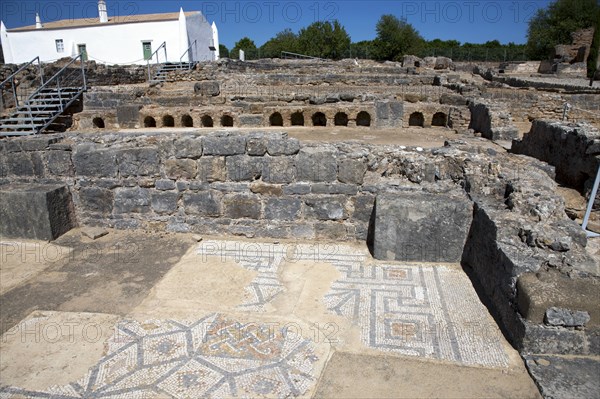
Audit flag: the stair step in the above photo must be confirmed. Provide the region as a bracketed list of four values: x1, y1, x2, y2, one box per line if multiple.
[0, 130, 38, 136]
[0, 123, 43, 129]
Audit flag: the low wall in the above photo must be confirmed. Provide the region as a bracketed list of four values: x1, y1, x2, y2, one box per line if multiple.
[1, 131, 597, 357]
[511, 120, 600, 192]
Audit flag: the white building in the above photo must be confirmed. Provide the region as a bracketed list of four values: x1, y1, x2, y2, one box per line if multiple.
[0, 1, 219, 65]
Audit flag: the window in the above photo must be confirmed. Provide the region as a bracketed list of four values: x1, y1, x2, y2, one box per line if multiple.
[55, 39, 64, 53]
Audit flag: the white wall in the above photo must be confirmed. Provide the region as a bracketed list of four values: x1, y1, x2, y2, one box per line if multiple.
[2, 20, 186, 65]
[185, 13, 216, 62]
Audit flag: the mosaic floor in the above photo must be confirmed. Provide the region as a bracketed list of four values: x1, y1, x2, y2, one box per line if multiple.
[0, 313, 318, 398]
[1, 239, 512, 398]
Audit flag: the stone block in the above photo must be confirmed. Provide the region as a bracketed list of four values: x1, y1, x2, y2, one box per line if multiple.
[223, 194, 261, 219]
[226, 155, 263, 181]
[46, 151, 73, 176]
[183, 191, 221, 216]
[545, 307, 590, 327]
[263, 157, 296, 184]
[202, 135, 246, 156]
[7, 152, 34, 176]
[114, 187, 150, 214]
[175, 137, 203, 159]
[79, 187, 114, 214]
[73, 147, 117, 177]
[238, 114, 263, 127]
[265, 198, 302, 221]
[116, 105, 141, 128]
[116, 148, 160, 177]
[246, 134, 268, 156]
[0, 184, 75, 240]
[250, 182, 283, 196]
[375, 100, 403, 128]
[283, 183, 311, 195]
[338, 159, 367, 184]
[372, 191, 473, 262]
[267, 137, 300, 156]
[194, 80, 220, 96]
[296, 147, 337, 182]
[516, 271, 599, 326]
[311, 183, 358, 195]
[155, 179, 176, 191]
[304, 196, 347, 220]
[197, 157, 226, 182]
[351, 195, 376, 222]
[18, 137, 60, 152]
[151, 192, 179, 214]
[164, 159, 197, 179]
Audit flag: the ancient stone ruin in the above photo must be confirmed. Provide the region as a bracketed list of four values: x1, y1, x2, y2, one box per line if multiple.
[1, 55, 599, 398]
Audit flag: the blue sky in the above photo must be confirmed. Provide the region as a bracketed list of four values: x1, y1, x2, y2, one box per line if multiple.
[1, 1, 551, 48]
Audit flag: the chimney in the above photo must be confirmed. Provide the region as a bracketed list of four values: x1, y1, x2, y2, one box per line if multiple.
[35, 13, 42, 29]
[98, 0, 108, 23]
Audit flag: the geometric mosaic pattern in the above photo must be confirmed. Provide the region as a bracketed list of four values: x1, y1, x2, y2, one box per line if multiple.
[295, 244, 510, 368]
[0, 313, 318, 398]
[197, 241, 287, 312]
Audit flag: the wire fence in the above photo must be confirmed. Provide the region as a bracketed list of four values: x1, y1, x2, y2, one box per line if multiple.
[232, 47, 530, 63]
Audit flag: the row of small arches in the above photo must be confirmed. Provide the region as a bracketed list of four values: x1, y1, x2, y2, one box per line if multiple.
[408, 112, 448, 127]
[92, 111, 445, 129]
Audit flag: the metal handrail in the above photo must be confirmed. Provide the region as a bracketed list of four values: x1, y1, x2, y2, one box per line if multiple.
[28, 53, 85, 101]
[147, 41, 167, 80]
[0, 56, 43, 108]
[180, 40, 197, 66]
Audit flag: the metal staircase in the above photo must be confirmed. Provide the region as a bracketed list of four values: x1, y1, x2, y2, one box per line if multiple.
[149, 62, 197, 84]
[0, 54, 86, 136]
[147, 41, 198, 84]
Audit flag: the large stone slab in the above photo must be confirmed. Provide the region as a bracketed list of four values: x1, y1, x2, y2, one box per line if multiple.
[0, 184, 75, 241]
[373, 191, 473, 262]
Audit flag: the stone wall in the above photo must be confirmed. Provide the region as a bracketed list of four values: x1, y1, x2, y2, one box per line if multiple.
[468, 101, 519, 140]
[0, 131, 465, 241]
[1, 130, 598, 356]
[511, 120, 600, 192]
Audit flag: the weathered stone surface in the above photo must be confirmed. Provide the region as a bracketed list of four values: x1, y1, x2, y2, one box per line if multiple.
[81, 226, 109, 240]
[79, 187, 114, 214]
[117, 148, 160, 177]
[434, 56, 453, 70]
[283, 183, 311, 195]
[311, 183, 358, 195]
[0, 184, 75, 240]
[375, 100, 403, 128]
[263, 157, 295, 184]
[155, 179, 176, 191]
[524, 355, 600, 399]
[373, 191, 473, 262]
[545, 307, 590, 327]
[114, 187, 150, 213]
[517, 272, 599, 326]
[116, 105, 141, 128]
[226, 155, 263, 181]
[174, 137, 203, 159]
[304, 196, 347, 220]
[440, 93, 467, 106]
[164, 159, 197, 179]
[469, 102, 518, 141]
[183, 192, 221, 216]
[512, 120, 600, 191]
[296, 147, 337, 182]
[250, 182, 283, 196]
[194, 80, 220, 96]
[197, 157, 226, 182]
[151, 192, 179, 214]
[202, 135, 246, 156]
[18, 137, 60, 152]
[238, 114, 263, 127]
[46, 151, 72, 175]
[267, 137, 300, 156]
[7, 152, 35, 176]
[338, 159, 367, 184]
[246, 134, 268, 156]
[265, 198, 302, 221]
[223, 194, 261, 219]
[351, 195, 376, 222]
[73, 147, 117, 177]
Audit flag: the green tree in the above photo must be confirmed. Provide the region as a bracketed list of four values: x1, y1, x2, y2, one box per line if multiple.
[219, 44, 229, 58]
[526, 0, 600, 60]
[372, 15, 424, 61]
[296, 20, 351, 59]
[230, 37, 256, 59]
[350, 40, 376, 59]
[260, 29, 298, 58]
